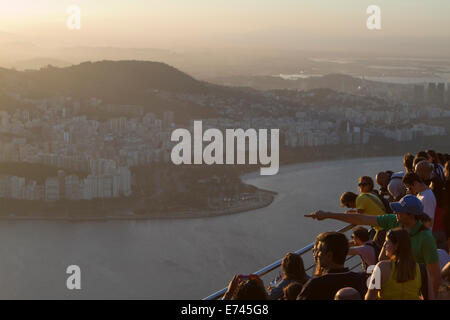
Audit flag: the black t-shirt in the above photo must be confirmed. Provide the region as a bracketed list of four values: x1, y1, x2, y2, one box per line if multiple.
[297, 268, 367, 300]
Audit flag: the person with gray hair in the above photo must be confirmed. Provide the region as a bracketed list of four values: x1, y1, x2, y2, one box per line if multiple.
[334, 287, 361, 300]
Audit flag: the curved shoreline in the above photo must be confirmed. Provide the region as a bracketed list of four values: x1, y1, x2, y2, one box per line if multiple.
[0, 189, 277, 222]
[0, 155, 402, 222]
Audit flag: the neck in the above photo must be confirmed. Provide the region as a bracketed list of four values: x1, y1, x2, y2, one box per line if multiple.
[417, 183, 427, 193]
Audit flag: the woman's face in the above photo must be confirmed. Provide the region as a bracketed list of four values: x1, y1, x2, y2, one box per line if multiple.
[358, 180, 371, 193]
[384, 237, 397, 258]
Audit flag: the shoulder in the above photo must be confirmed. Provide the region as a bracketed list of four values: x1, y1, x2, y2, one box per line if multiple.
[376, 260, 390, 271]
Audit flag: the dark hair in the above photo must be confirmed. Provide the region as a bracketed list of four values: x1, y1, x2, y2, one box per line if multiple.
[426, 150, 437, 164]
[402, 172, 423, 186]
[353, 226, 370, 243]
[403, 153, 415, 173]
[316, 232, 349, 265]
[282, 282, 303, 300]
[359, 176, 374, 191]
[387, 228, 417, 283]
[413, 156, 427, 168]
[234, 279, 268, 300]
[340, 191, 358, 207]
[281, 253, 307, 284]
[416, 151, 428, 159]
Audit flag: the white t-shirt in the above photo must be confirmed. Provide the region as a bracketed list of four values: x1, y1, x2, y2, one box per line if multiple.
[417, 188, 436, 224]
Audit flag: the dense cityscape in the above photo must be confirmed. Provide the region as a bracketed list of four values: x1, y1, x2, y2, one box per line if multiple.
[0, 63, 449, 205]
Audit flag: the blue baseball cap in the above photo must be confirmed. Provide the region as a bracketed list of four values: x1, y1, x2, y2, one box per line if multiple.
[390, 195, 424, 216]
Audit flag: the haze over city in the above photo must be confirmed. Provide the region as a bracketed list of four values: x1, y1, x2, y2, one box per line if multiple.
[1, 0, 450, 78]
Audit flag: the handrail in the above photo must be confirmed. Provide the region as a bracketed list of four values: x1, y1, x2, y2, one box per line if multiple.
[203, 224, 357, 300]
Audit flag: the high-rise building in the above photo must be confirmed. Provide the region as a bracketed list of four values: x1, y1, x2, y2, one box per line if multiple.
[427, 83, 436, 104]
[437, 83, 445, 106]
[413, 84, 425, 105]
[45, 177, 60, 202]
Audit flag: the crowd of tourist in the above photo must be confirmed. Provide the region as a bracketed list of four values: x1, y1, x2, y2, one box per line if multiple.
[222, 150, 450, 300]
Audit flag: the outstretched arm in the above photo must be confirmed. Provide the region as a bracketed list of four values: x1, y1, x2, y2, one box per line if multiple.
[304, 210, 380, 227]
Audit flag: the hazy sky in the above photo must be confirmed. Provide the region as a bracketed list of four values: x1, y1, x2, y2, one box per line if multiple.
[1, 0, 449, 52]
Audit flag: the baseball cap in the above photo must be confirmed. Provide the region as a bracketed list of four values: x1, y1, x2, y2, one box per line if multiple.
[390, 195, 424, 216]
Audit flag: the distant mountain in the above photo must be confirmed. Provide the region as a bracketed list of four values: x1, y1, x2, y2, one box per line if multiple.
[14, 60, 216, 97]
[11, 57, 73, 70]
[0, 60, 237, 119]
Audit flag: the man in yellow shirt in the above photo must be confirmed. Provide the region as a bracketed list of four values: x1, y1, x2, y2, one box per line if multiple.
[356, 176, 387, 216]
[340, 176, 387, 245]
[340, 177, 386, 216]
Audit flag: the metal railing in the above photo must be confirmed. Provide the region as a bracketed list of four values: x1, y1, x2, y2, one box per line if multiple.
[203, 224, 360, 300]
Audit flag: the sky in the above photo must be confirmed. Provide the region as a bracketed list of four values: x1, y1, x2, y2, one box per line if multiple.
[0, 0, 449, 53]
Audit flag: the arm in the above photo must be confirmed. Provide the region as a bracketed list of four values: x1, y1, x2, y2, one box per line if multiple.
[427, 261, 441, 299]
[426, 268, 435, 300]
[305, 210, 380, 227]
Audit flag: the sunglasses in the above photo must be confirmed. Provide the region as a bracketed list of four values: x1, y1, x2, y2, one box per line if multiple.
[358, 182, 369, 187]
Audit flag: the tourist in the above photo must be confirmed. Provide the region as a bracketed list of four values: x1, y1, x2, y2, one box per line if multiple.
[365, 228, 433, 300]
[427, 150, 445, 182]
[223, 274, 268, 300]
[282, 282, 304, 300]
[296, 232, 366, 300]
[340, 191, 358, 212]
[348, 227, 379, 271]
[443, 161, 450, 251]
[334, 287, 361, 300]
[356, 176, 389, 214]
[403, 172, 436, 225]
[413, 156, 428, 170]
[355, 176, 388, 245]
[403, 153, 415, 174]
[376, 171, 406, 202]
[268, 252, 309, 300]
[304, 194, 441, 297]
[437, 249, 450, 271]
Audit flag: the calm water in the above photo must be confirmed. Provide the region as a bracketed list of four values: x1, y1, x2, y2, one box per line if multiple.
[0, 156, 403, 299]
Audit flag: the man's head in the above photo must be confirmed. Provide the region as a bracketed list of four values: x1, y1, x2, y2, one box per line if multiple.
[352, 227, 370, 246]
[340, 191, 357, 208]
[376, 171, 391, 189]
[313, 232, 349, 270]
[358, 176, 374, 193]
[334, 287, 361, 300]
[416, 151, 428, 159]
[414, 160, 432, 184]
[389, 194, 424, 227]
[413, 156, 427, 170]
[402, 172, 424, 195]
[426, 150, 438, 164]
[403, 153, 415, 173]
